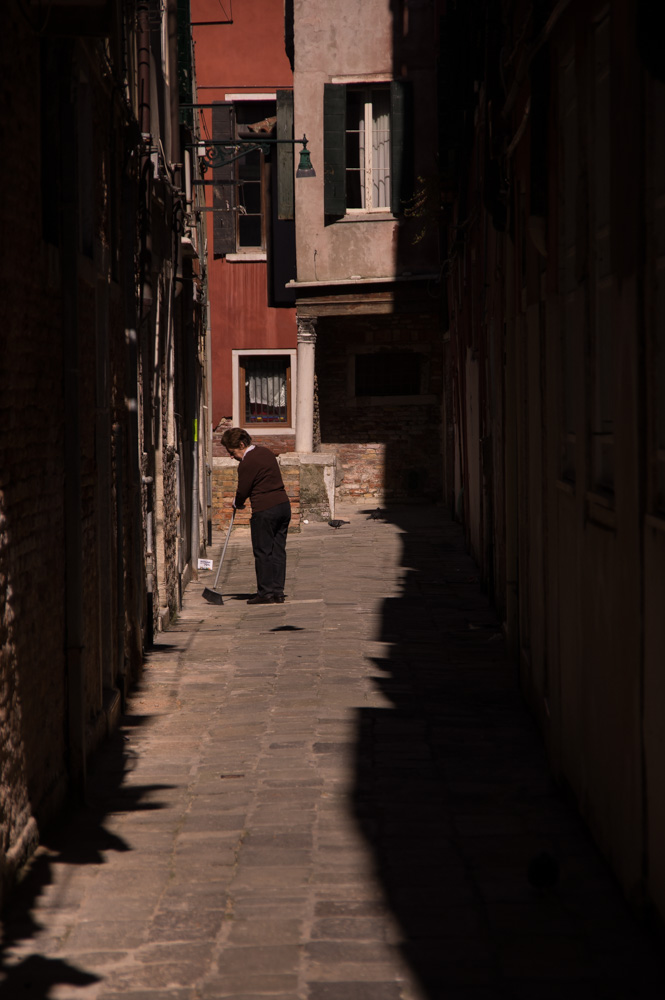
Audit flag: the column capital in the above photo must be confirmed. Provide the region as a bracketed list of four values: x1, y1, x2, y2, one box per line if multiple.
[297, 316, 317, 345]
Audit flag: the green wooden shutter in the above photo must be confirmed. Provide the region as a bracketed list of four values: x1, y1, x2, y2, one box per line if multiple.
[324, 83, 346, 216]
[212, 102, 236, 257]
[390, 80, 413, 216]
[276, 90, 294, 221]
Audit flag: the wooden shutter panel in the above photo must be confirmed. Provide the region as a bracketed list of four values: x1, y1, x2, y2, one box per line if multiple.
[212, 102, 236, 257]
[390, 80, 413, 216]
[324, 83, 346, 216]
[276, 90, 294, 221]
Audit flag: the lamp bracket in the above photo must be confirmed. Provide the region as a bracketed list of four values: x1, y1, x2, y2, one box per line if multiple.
[186, 135, 310, 173]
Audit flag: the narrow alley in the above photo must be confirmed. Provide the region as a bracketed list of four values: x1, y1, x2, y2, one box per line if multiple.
[1, 504, 663, 1000]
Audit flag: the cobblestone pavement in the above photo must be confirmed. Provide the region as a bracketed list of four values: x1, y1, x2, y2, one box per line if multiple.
[2, 503, 664, 1000]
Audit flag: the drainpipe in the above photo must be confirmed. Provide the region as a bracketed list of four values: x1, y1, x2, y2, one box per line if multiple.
[191, 413, 200, 573]
[188, 256, 200, 572]
[206, 299, 213, 546]
[206, 464, 213, 548]
[143, 474, 154, 648]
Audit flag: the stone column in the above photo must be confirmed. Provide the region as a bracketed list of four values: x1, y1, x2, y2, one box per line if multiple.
[296, 316, 317, 453]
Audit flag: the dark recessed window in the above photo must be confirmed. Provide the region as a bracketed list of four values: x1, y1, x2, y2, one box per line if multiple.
[355, 352, 422, 396]
[234, 101, 274, 252]
[236, 147, 264, 249]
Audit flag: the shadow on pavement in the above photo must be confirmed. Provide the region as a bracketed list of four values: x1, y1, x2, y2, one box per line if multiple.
[0, 717, 174, 999]
[352, 503, 665, 999]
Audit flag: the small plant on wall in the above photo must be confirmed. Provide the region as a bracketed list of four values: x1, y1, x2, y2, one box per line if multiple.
[402, 174, 445, 244]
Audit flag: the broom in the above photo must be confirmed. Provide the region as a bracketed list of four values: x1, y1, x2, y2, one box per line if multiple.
[202, 509, 235, 604]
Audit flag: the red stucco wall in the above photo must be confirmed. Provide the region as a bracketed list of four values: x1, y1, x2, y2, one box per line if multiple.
[191, 0, 296, 426]
[209, 261, 296, 421]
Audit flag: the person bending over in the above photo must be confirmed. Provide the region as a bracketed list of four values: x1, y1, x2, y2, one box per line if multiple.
[221, 428, 291, 605]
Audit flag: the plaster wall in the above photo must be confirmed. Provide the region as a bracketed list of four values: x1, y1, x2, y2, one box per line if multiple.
[192, 0, 293, 91]
[444, 0, 664, 918]
[292, 0, 439, 285]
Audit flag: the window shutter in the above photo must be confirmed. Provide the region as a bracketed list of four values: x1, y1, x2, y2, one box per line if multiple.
[212, 102, 236, 257]
[324, 83, 346, 216]
[270, 126, 296, 305]
[276, 90, 294, 221]
[390, 80, 413, 216]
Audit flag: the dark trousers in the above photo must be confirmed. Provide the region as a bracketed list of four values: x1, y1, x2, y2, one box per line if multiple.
[250, 501, 291, 597]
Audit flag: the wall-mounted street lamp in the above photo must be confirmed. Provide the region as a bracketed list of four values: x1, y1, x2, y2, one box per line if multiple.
[294, 138, 315, 178]
[187, 135, 315, 178]
[180, 103, 316, 179]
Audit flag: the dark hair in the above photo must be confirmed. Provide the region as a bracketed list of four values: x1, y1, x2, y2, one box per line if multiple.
[221, 427, 252, 450]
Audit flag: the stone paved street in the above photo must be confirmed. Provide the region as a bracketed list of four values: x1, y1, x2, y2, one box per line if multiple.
[2, 503, 664, 999]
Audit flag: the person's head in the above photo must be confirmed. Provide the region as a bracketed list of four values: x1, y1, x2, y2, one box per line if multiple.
[221, 427, 252, 460]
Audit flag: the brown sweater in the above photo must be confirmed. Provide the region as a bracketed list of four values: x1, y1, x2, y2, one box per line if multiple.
[235, 446, 289, 513]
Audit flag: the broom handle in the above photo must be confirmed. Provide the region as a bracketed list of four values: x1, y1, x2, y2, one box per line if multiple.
[211, 509, 235, 589]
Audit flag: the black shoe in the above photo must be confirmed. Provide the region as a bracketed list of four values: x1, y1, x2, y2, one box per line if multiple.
[247, 594, 275, 605]
[274, 594, 285, 603]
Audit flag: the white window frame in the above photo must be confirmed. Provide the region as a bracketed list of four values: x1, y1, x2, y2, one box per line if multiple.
[345, 87, 392, 215]
[232, 349, 297, 434]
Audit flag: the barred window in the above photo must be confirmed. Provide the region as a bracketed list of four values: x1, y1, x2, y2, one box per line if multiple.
[240, 355, 292, 425]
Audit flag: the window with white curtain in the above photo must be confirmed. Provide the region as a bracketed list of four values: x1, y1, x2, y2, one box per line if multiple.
[232, 350, 296, 432]
[239, 355, 292, 425]
[345, 88, 391, 212]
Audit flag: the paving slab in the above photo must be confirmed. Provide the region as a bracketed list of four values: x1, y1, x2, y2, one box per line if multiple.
[2, 503, 664, 999]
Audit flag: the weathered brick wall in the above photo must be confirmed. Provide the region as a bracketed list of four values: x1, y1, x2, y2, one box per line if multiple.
[282, 467, 301, 528]
[316, 313, 443, 501]
[79, 276, 104, 726]
[163, 446, 180, 621]
[0, 14, 69, 903]
[212, 460, 301, 531]
[213, 419, 296, 458]
[212, 463, 252, 530]
[0, 18, 148, 907]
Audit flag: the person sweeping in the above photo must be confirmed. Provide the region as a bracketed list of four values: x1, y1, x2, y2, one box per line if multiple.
[221, 428, 291, 605]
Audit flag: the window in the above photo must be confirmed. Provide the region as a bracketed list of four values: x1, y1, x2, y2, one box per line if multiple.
[241, 356, 290, 424]
[236, 147, 265, 250]
[324, 81, 412, 218]
[232, 350, 297, 432]
[346, 88, 391, 211]
[234, 101, 275, 252]
[355, 352, 423, 397]
[212, 100, 275, 257]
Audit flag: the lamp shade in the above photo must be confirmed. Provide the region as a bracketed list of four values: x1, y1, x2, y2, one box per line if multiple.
[296, 142, 316, 178]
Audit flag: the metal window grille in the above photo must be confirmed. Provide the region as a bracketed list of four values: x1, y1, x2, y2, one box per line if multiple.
[242, 356, 290, 424]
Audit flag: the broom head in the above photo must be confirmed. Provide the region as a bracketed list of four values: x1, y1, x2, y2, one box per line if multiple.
[202, 587, 224, 605]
